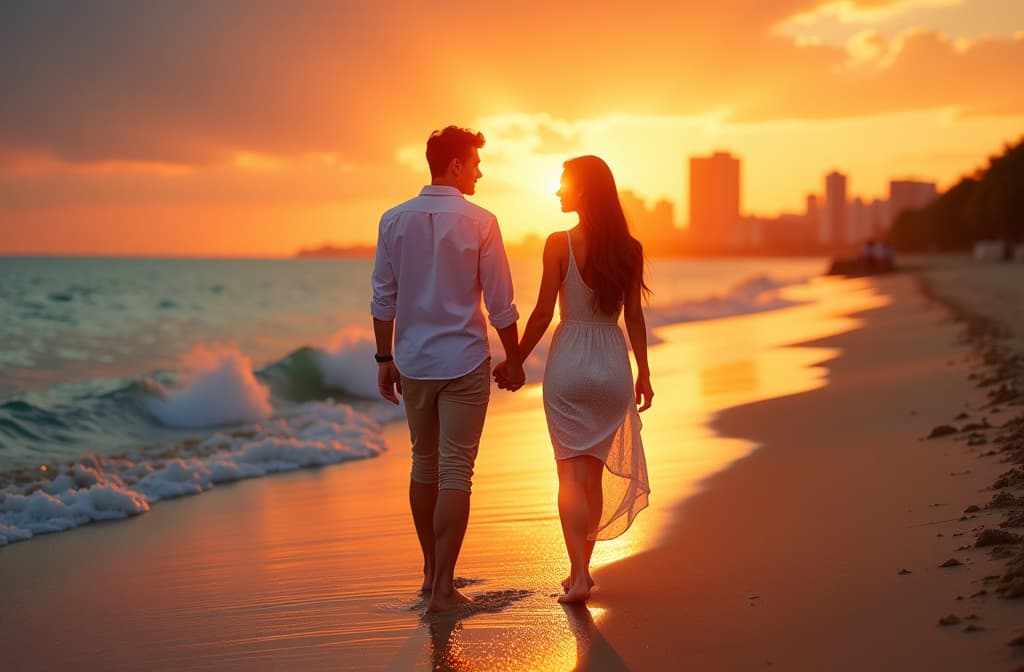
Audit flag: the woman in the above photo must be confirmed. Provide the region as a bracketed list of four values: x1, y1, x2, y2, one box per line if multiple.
[505, 155, 653, 603]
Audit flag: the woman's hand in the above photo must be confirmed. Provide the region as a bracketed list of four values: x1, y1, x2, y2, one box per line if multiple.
[635, 374, 653, 412]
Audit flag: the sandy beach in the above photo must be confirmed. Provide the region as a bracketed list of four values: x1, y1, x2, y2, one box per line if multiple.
[1, 258, 1022, 671]
[592, 260, 1024, 670]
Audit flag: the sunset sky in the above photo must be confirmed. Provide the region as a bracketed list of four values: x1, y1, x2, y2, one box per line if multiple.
[1, 0, 1022, 256]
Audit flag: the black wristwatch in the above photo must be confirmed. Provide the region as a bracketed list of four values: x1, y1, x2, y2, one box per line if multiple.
[374, 353, 394, 363]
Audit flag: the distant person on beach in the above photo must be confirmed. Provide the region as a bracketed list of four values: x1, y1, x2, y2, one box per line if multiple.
[371, 125, 525, 612]
[859, 239, 895, 273]
[497, 155, 652, 603]
[859, 239, 881, 272]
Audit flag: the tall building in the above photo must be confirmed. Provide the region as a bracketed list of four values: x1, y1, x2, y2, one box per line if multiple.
[849, 197, 871, 244]
[689, 151, 741, 246]
[821, 171, 847, 247]
[619, 190, 677, 253]
[887, 179, 937, 231]
[806, 194, 819, 228]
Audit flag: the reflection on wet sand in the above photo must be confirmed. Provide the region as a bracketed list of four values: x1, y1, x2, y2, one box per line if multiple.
[428, 615, 471, 672]
[422, 599, 627, 672]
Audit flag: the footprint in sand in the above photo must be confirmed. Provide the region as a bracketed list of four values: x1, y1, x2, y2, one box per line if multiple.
[419, 589, 533, 620]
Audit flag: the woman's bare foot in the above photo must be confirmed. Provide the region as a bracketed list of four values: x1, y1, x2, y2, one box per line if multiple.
[558, 581, 591, 604]
[427, 588, 473, 613]
[561, 575, 595, 592]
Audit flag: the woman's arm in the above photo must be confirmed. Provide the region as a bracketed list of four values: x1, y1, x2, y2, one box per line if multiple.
[623, 265, 653, 411]
[518, 233, 565, 361]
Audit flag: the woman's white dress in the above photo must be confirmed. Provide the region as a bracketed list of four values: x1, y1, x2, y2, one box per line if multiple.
[542, 233, 650, 540]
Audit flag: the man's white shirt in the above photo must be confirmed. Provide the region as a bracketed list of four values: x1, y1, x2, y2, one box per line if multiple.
[371, 185, 518, 380]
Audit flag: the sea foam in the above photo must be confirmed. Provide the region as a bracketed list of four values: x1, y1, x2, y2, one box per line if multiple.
[645, 274, 801, 328]
[145, 344, 272, 428]
[0, 400, 386, 547]
[315, 327, 381, 400]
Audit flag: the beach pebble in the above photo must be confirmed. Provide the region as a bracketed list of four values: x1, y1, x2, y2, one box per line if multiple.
[939, 558, 964, 568]
[898, 568, 912, 575]
[928, 425, 958, 439]
[1001, 577, 1024, 599]
[976, 529, 1021, 547]
[993, 467, 1024, 489]
[988, 385, 1020, 404]
[988, 492, 1024, 509]
[1009, 634, 1024, 647]
[963, 624, 984, 633]
[1001, 513, 1024, 528]
[963, 505, 981, 513]
[938, 614, 962, 626]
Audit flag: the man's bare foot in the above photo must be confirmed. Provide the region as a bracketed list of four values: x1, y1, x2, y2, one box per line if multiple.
[558, 581, 591, 604]
[426, 588, 473, 613]
[420, 573, 433, 593]
[561, 575, 595, 592]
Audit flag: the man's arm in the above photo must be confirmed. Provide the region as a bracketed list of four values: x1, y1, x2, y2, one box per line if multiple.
[492, 322, 524, 391]
[370, 220, 401, 404]
[479, 216, 524, 390]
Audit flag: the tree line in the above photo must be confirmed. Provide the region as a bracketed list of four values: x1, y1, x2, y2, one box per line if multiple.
[889, 136, 1024, 252]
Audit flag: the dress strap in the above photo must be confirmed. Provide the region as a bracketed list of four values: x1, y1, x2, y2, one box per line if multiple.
[565, 231, 576, 270]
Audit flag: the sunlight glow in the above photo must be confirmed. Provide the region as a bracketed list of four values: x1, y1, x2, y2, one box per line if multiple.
[233, 152, 286, 172]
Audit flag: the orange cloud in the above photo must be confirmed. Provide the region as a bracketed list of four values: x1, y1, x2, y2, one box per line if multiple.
[1, 1, 1021, 255]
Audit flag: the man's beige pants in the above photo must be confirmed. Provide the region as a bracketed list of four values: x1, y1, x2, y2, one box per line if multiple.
[401, 358, 490, 493]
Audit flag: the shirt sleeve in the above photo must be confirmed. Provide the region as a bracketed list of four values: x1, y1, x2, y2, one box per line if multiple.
[478, 215, 519, 329]
[370, 220, 397, 321]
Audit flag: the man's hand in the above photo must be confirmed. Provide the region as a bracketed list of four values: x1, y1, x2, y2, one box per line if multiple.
[493, 360, 525, 392]
[378, 361, 402, 404]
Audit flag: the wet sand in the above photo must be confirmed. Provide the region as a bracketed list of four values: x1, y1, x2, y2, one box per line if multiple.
[1, 262, 1021, 670]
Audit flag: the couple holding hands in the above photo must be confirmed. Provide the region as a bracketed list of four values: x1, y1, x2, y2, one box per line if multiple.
[371, 125, 652, 613]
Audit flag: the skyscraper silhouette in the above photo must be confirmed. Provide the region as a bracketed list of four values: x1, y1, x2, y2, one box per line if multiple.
[689, 152, 740, 247]
[822, 171, 847, 247]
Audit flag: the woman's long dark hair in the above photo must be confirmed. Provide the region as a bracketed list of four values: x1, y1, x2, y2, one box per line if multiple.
[564, 155, 651, 315]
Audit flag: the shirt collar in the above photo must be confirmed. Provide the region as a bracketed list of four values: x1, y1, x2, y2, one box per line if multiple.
[419, 185, 465, 198]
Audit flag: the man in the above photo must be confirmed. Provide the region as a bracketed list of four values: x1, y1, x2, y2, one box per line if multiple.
[371, 125, 525, 612]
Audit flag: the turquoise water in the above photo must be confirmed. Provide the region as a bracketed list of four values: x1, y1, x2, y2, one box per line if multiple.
[0, 255, 824, 546]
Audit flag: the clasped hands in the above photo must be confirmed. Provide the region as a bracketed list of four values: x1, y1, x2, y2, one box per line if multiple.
[492, 360, 525, 392]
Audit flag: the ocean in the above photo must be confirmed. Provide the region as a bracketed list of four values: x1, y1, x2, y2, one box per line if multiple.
[0, 255, 826, 547]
